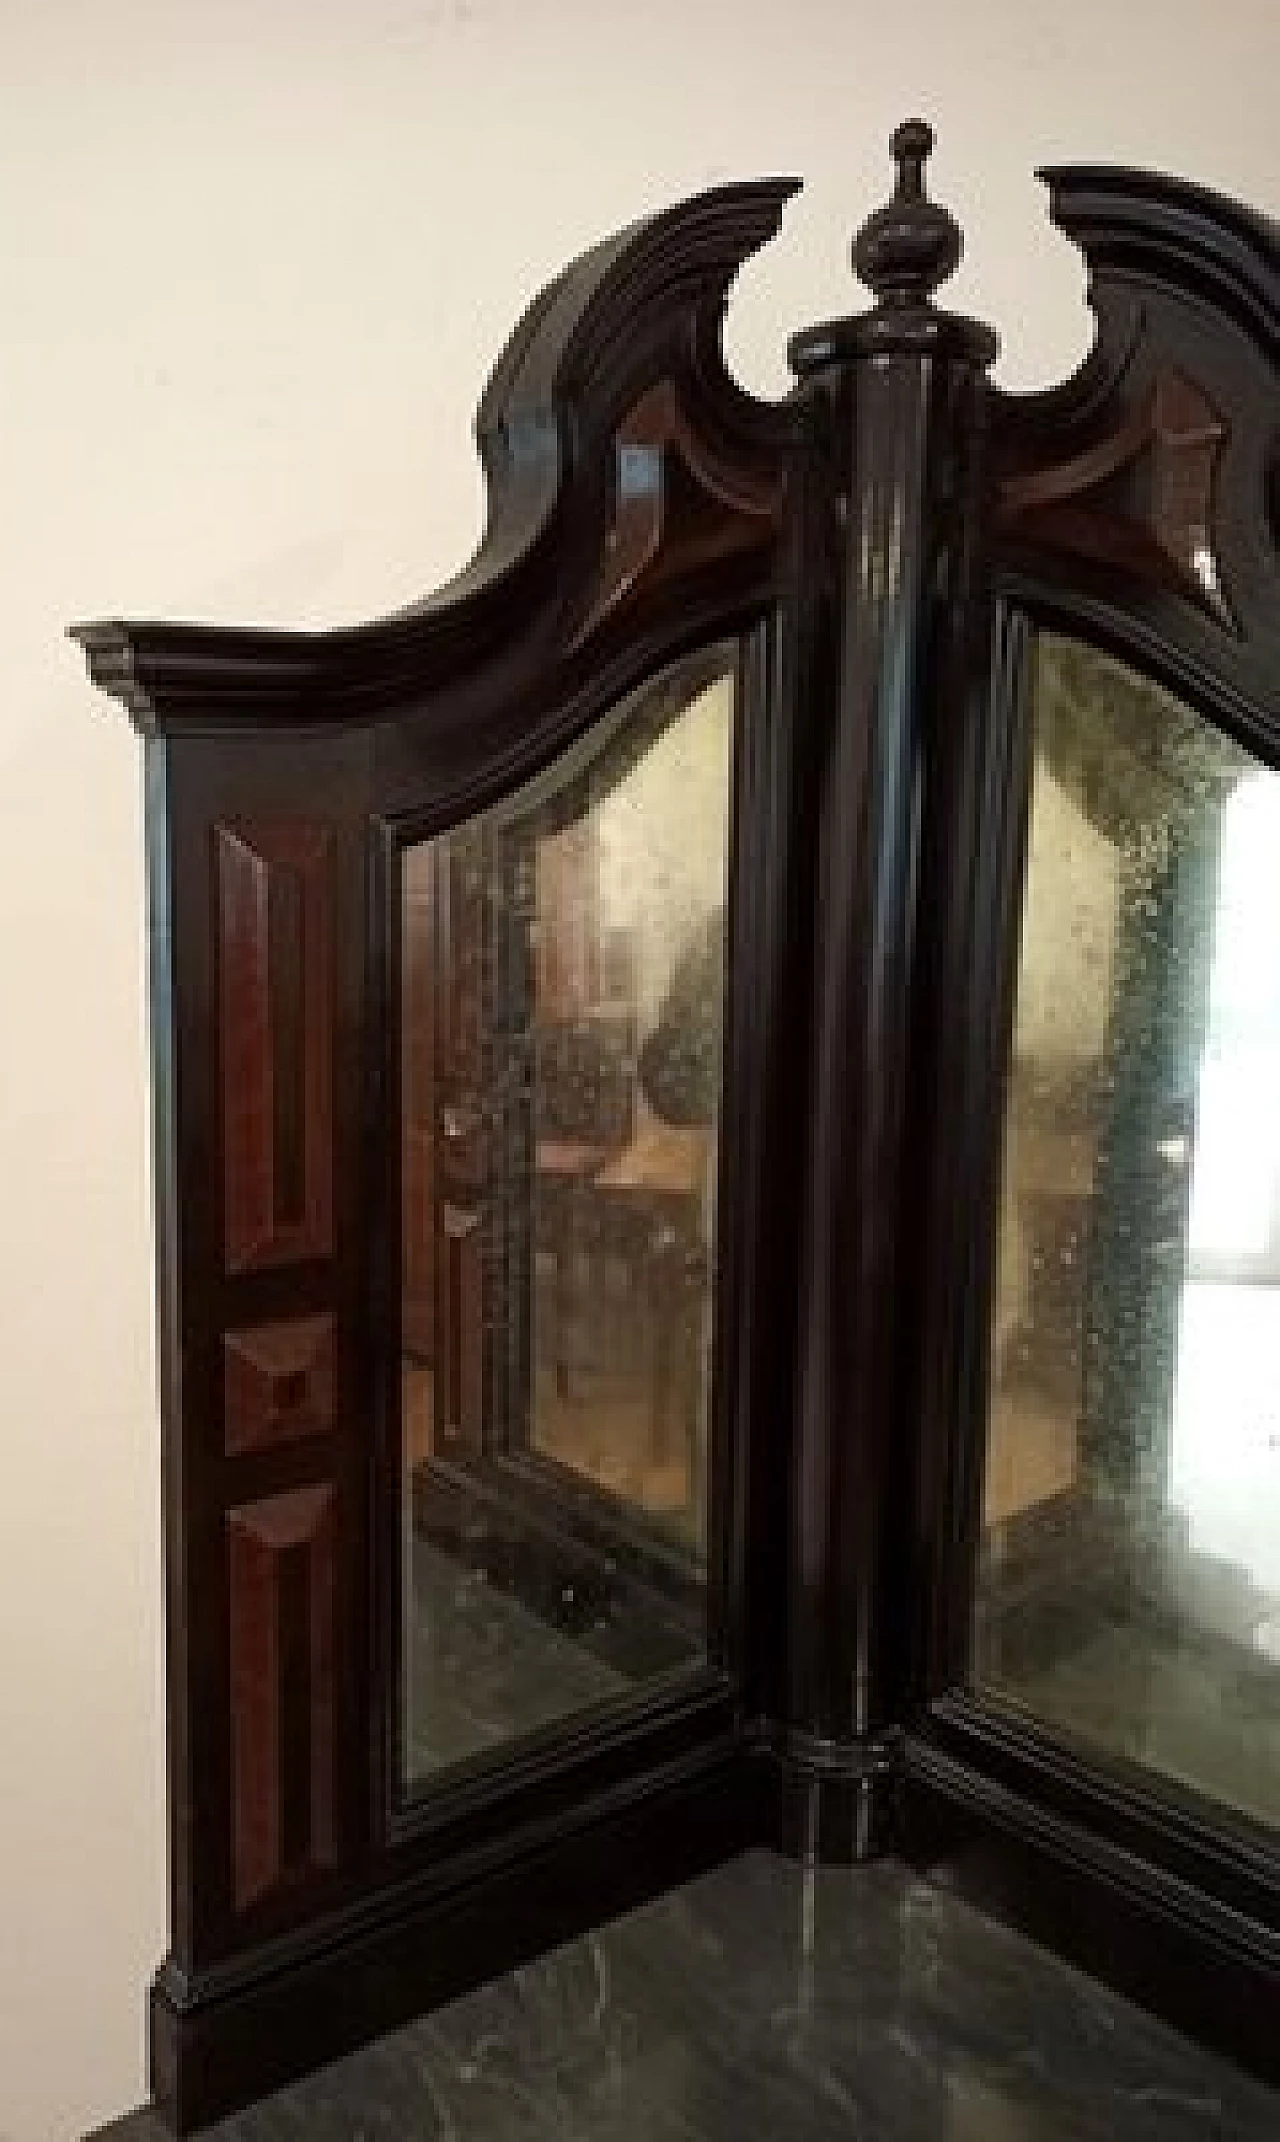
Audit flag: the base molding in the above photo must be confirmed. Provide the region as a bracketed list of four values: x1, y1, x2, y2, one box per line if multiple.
[146, 1736, 762, 2133]
[106, 1709, 1279, 2132]
[764, 1728, 904, 1863]
[900, 1716, 1280, 2090]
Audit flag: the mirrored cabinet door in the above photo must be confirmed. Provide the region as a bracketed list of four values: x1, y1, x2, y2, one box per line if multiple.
[398, 650, 737, 1791]
[974, 633, 1280, 1834]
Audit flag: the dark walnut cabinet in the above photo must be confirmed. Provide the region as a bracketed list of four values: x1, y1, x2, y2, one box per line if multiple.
[74, 123, 1280, 2130]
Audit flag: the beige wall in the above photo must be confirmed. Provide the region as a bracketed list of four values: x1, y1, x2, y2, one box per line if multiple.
[0, 2, 1275, 2132]
[599, 676, 734, 1026]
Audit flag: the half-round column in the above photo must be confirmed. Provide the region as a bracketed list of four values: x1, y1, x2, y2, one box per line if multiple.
[780, 123, 998, 1856]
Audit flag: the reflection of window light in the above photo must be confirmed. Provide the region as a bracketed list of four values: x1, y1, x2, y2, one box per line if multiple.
[1172, 772, 1280, 1600]
[1168, 1282, 1280, 1594]
[1192, 539, 1220, 599]
[1255, 1615, 1280, 1664]
[1188, 1056, 1278, 1254]
[1187, 775, 1280, 1258]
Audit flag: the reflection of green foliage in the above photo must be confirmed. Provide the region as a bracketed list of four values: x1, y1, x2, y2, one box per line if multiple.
[1030, 636, 1238, 1505]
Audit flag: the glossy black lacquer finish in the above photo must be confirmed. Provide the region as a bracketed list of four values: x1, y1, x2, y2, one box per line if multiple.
[73, 123, 1279, 2131]
[781, 123, 996, 1855]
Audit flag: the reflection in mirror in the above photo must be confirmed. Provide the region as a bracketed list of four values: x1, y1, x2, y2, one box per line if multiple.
[399, 650, 735, 1787]
[975, 634, 1280, 1831]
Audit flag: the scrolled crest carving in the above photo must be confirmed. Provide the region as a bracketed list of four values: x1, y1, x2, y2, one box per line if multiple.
[215, 821, 335, 1276]
[990, 163, 1278, 723]
[997, 365, 1234, 626]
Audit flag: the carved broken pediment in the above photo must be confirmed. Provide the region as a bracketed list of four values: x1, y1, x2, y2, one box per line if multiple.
[997, 367, 1234, 627]
[574, 379, 785, 645]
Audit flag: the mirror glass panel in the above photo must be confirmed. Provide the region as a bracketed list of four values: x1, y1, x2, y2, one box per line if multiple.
[974, 633, 1280, 1830]
[399, 649, 735, 1787]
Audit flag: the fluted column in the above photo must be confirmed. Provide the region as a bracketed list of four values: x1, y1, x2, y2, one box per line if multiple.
[779, 123, 998, 1856]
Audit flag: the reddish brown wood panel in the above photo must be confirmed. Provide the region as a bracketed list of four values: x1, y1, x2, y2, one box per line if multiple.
[996, 367, 1231, 624]
[575, 379, 783, 647]
[216, 823, 335, 1274]
[227, 1483, 337, 1911]
[223, 1314, 337, 1457]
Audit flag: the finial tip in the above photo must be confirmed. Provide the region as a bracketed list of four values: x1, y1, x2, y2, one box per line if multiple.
[891, 118, 934, 165]
[853, 113, 959, 305]
[889, 120, 934, 200]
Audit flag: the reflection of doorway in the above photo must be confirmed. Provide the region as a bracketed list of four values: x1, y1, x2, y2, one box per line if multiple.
[399, 677, 731, 1543]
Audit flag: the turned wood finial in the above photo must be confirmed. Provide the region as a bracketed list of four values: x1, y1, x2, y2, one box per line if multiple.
[853, 118, 962, 307]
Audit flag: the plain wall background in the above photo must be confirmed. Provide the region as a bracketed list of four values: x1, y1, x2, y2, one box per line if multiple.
[1, 2, 1275, 2133]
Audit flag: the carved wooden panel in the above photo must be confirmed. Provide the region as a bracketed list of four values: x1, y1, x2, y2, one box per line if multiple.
[576, 380, 783, 644]
[228, 1483, 337, 1911]
[216, 823, 335, 1274]
[223, 1314, 336, 1457]
[997, 368, 1232, 625]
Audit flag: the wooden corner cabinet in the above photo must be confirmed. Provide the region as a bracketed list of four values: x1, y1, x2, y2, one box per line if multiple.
[73, 122, 1279, 2130]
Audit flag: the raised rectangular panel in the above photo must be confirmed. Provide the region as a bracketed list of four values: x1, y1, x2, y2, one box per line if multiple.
[223, 1313, 337, 1457]
[216, 823, 335, 1274]
[228, 1483, 337, 1911]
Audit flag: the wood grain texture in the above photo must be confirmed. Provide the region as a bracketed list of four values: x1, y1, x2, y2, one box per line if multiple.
[155, 735, 372, 1984]
[997, 367, 1231, 623]
[216, 822, 335, 1274]
[223, 1314, 336, 1457]
[575, 379, 783, 643]
[228, 1484, 337, 1911]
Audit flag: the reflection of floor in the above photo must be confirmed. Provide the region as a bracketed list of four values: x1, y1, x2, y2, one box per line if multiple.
[980, 1273, 1280, 1831]
[986, 1619, 1280, 1832]
[400, 1359, 704, 1784]
[101, 1848, 1278, 2141]
[403, 1534, 628, 1778]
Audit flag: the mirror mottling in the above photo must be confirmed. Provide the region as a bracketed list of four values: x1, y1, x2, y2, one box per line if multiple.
[976, 633, 1280, 1830]
[399, 652, 734, 1787]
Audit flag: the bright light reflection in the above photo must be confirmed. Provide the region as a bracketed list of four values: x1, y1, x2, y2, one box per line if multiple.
[1172, 773, 1280, 1603]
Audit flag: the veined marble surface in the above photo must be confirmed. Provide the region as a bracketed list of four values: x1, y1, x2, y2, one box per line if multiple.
[98, 1849, 1277, 2140]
